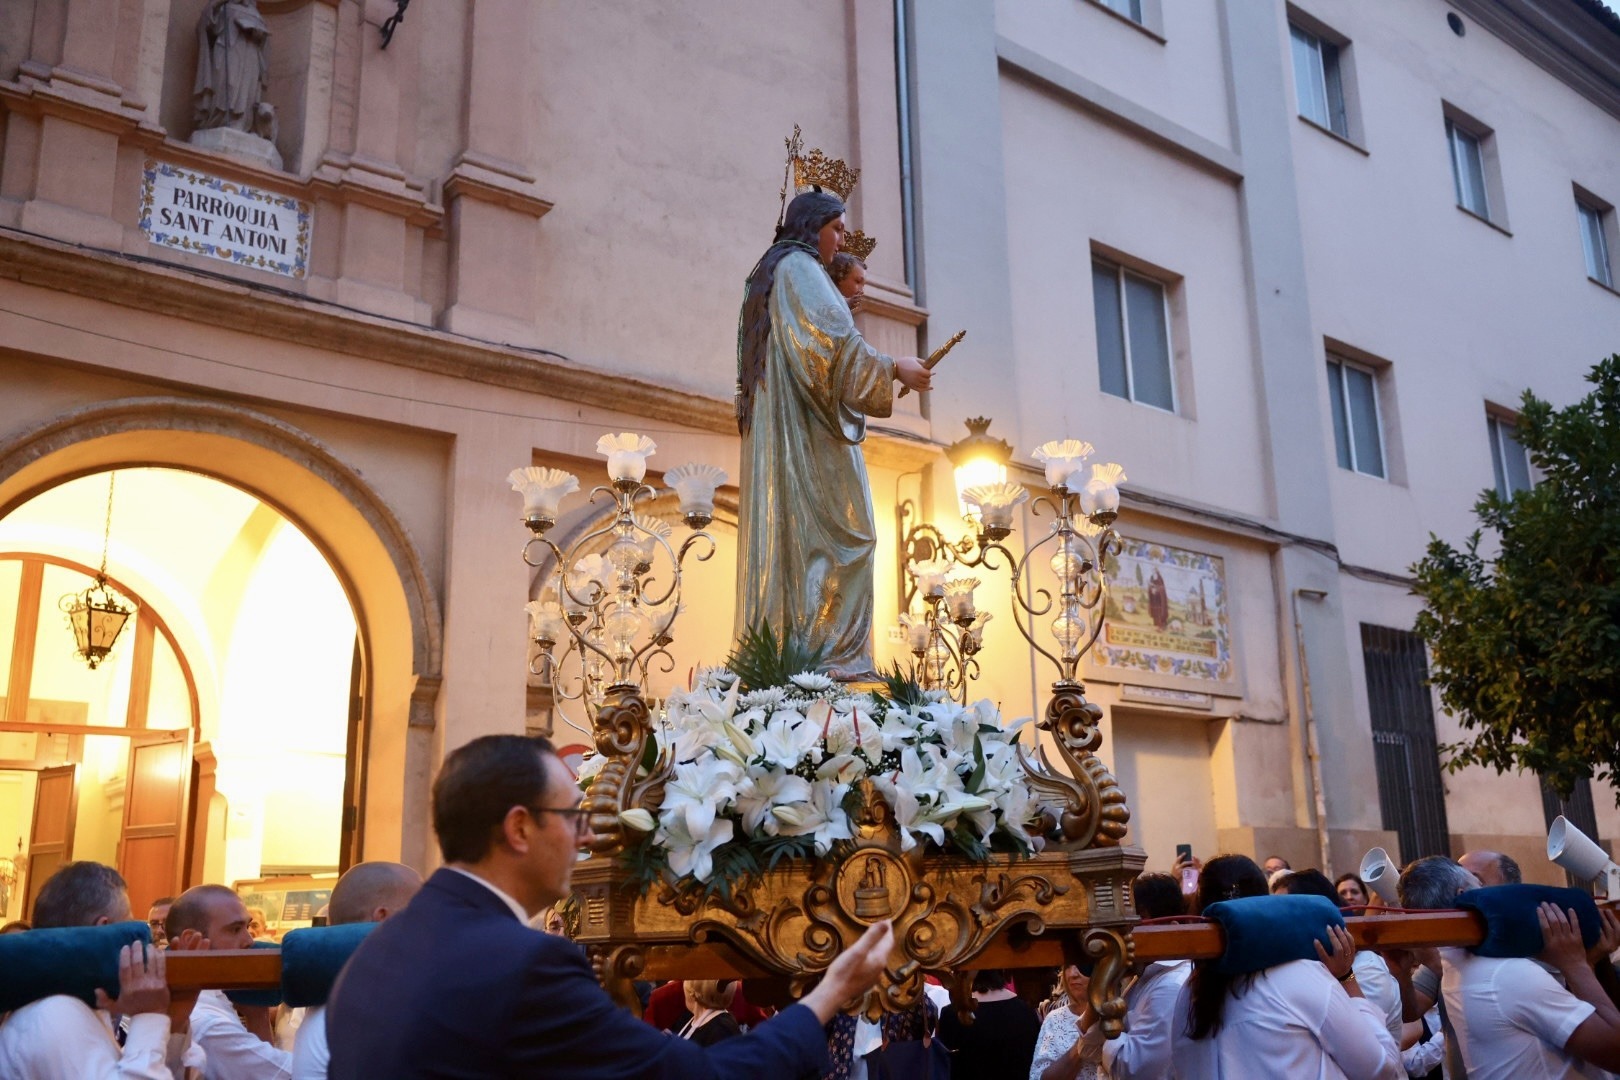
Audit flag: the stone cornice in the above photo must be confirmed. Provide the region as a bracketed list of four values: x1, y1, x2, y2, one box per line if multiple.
[1451, 0, 1620, 121]
[0, 229, 944, 469]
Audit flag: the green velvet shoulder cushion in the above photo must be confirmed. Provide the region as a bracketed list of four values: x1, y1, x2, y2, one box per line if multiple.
[1456, 884, 1600, 958]
[0, 921, 151, 1013]
[280, 922, 376, 1008]
[1203, 894, 1345, 975]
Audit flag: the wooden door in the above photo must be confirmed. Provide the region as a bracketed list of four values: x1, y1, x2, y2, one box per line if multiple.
[119, 733, 190, 917]
[22, 764, 77, 920]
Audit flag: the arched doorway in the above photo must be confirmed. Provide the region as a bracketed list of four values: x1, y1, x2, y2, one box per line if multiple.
[0, 397, 444, 924]
[0, 469, 358, 928]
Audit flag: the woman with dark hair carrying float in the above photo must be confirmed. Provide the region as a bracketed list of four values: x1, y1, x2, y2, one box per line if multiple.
[734, 139, 931, 679]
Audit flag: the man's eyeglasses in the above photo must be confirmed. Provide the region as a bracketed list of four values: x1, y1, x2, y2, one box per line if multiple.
[526, 804, 592, 836]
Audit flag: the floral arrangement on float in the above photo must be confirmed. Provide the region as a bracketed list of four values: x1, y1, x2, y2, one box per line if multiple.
[585, 639, 1045, 897]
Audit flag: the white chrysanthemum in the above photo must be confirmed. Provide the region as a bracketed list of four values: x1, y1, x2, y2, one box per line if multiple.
[789, 671, 835, 692]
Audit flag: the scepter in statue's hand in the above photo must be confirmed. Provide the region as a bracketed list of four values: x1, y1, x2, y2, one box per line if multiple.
[897, 330, 965, 398]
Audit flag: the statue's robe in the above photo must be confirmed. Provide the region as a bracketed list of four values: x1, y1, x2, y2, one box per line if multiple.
[194, 0, 270, 132]
[736, 250, 896, 678]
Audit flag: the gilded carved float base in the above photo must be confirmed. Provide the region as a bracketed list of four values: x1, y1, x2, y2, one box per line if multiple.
[571, 817, 1146, 1031]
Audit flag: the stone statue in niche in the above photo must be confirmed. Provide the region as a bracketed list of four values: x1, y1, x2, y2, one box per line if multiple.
[190, 0, 283, 169]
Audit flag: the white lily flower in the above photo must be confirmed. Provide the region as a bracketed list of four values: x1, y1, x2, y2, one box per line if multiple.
[824, 707, 881, 758]
[877, 710, 919, 753]
[778, 778, 855, 855]
[722, 719, 757, 759]
[735, 770, 813, 837]
[770, 804, 808, 828]
[816, 752, 868, 785]
[756, 712, 824, 770]
[662, 756, 741, 839]
[660, 816, 734, 881]
[618, 808, 656, 832]
[713, 743, 747, 767]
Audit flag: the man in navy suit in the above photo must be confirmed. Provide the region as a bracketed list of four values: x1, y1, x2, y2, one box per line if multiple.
[325, 733, 893, 1079]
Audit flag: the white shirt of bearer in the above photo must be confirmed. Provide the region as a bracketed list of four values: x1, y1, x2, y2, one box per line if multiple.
[1103, 959, 1191, 1080]
[189, 989, 292, 1080]
[289, 1004, 329, 1080]
[1440, 948, 1610, 1080]
[0, 994, 187, 1079]
[1168, 958, 1404, 1080]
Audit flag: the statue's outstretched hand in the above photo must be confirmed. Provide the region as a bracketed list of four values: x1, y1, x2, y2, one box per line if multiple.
[896, 356, 932, 394]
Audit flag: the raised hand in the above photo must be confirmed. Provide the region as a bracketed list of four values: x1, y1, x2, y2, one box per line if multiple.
[94, 942, 170, 1017]
[1313, 924, 1357, 982]
[801, 920, 895, 1023]
[1540, 902, 1592, 975]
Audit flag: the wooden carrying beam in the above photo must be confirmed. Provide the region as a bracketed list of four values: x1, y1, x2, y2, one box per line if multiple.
[160, 911, 1492, 993]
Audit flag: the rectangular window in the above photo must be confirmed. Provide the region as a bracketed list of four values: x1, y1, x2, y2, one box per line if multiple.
[1447, 119, 1490, 218]
[1092, 258, 1174, 411]
[1487, 415, 1532, 498]
[1096, 0, 1144, 22]
[1290, 24, 1348, 137]
[1578, 200, 1614, 287]
[1326, 357, 1384, 478]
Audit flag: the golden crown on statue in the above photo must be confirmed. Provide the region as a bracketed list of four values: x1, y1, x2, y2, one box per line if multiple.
[794, 146, 860, 201]
[842, 230, 877, 261]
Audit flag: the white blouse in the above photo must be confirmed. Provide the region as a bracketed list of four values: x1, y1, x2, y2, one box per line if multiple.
[1167, 959, 1403, 1080]
[1029, 1004, 1104, 1080]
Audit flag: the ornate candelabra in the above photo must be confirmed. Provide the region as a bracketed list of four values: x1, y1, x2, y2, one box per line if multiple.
[899, 420, 1129, 698]
[510, 435, 724, 852]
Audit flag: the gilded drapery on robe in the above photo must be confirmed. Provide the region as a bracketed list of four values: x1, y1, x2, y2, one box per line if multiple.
[735, 250, 895, 677]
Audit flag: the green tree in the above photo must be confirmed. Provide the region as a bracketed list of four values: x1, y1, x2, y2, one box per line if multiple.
[1412, 356, 1620, 799]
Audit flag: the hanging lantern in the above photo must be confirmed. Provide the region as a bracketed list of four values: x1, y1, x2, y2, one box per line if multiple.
[60, 471, 135, 669]
[62, 577, 134, 669]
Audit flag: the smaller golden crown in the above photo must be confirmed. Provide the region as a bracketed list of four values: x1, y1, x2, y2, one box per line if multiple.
[842, 230, 877, 261]
[794, 146, 860, 202]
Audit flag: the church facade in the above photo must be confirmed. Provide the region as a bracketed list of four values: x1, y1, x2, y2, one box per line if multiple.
[0, 0, 1614, 924]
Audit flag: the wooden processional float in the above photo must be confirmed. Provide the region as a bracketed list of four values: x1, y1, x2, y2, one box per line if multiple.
[144, 430, 1546, 1025]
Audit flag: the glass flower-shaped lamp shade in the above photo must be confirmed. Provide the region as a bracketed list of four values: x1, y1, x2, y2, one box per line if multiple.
[604, 605, 647, 660]
[596, 433, 657, 484]
[525, 599, 567, 646]
[899, 613, 931, 653]
[963, 611, 993, 652]
[630, 514, 673, 566]
[909, 558, 952, 600]
[508, 466, 579, 530]
[665, 463, 727, 527]
[1080, 462, 1126, 519]
[953, 457, 1007, 520]
[564, 554, 612, 614]
[944, 577, 979, 623]
[1033, 439, 1095, 488]
[962, 482, 1029, 535]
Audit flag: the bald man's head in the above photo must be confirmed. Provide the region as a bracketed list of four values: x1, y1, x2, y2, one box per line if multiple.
[1459, 850, 1521, 888]
[327, 862, 423, 926]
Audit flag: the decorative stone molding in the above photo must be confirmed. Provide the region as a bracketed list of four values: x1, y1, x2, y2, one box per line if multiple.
[0, 394, 444, 684]
[0, 231, 952, 474]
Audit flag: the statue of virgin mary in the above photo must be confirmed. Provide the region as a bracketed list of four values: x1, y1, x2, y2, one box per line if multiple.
[734, 191, 929, 678]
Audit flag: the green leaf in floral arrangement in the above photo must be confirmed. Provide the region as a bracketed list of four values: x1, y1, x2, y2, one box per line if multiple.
[639, 735, 660, 774]
[726, 621, 828, 692]
[879, 662, 928, 710]
[966, 732, 987, 791]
